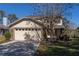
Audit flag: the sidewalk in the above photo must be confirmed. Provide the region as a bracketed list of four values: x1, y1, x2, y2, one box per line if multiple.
[0, 40, 18, 45]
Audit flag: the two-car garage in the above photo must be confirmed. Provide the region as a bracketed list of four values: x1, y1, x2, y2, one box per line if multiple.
[9, 17, 43, 41]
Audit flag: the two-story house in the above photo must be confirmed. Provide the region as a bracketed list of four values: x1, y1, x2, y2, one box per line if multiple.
[9, 16, 65, 41]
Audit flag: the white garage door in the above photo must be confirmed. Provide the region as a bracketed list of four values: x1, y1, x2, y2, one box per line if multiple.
[14, 28, 42, 41]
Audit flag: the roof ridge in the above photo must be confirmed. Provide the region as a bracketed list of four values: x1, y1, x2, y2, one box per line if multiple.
[8, 16, 45, 28]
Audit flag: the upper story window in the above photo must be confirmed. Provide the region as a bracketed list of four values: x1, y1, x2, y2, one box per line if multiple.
[56, 19, 63, 25]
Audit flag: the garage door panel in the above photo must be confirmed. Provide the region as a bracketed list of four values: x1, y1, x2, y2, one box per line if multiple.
[14, 30, 42, 41]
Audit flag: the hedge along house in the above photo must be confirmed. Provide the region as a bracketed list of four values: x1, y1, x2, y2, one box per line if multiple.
[9, 17, 45, 41]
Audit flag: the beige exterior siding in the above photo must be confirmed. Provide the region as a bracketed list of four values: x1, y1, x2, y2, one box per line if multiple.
[10, 20, 43, 41]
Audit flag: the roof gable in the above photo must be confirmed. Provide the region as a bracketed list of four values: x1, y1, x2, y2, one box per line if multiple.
[9, 17, 45, 28]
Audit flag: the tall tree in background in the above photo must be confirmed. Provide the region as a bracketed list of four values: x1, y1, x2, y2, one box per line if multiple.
[8, 14, 18, 24]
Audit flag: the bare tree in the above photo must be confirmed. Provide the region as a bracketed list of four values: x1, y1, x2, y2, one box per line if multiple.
[31, 3, 73, 40]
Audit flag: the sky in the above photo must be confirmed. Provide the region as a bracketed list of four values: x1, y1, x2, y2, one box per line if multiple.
[0, 3, 79, 27]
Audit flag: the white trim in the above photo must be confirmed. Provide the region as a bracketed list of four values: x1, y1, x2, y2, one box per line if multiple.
[56, 19, 63, 25]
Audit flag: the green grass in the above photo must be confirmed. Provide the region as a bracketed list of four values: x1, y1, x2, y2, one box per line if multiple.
[35, 38, 79, 56]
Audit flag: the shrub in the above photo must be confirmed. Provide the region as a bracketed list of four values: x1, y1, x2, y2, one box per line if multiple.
[36, 45, 70, 56]
[35, 42, 79, 56]
[35, 42, 48, 56]
[4, 32, 11, 40]
[0, 35, 6, 43]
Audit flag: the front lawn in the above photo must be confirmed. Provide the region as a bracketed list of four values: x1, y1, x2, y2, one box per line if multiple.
[35, 38, 79, 56]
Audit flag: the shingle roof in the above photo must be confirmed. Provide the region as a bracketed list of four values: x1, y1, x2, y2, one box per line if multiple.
[8, 17, 46, 28]
[9, 16, 64, 29]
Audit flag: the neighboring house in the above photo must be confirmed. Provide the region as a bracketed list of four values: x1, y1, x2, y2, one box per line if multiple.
[9, 16, 64, 41]
[0, 24, 8, 35]
[0, 16, 9, 35]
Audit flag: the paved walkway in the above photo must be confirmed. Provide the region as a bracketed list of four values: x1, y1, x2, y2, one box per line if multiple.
[0, 40, 39, 56]
[0, 40, 18, 45]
